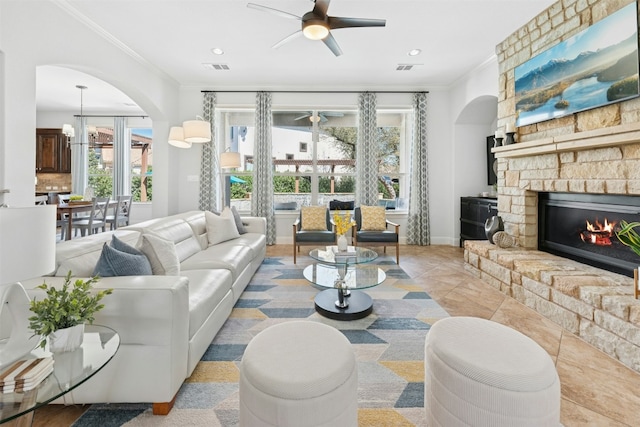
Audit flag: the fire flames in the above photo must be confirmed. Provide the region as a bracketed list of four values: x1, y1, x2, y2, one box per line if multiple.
[580, 218, 617, 246]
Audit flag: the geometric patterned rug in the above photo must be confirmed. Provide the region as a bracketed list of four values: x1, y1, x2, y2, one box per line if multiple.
[72, 255, 449, 426]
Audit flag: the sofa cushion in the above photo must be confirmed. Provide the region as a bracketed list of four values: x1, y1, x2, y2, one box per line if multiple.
[205, 210, 240, 245]
[139, 234, 181, 276]
[231, 206, 247, 235]
[180, 243, 252, 281]
[134, 218, 202, 263]
[93, 243, 153, 277]
[54, 230, 141, 277]
[181, 269, 233, 339]
[228, 233, 267, 258]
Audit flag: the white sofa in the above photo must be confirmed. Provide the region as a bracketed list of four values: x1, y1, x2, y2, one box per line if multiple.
[23, 210, 266, 414]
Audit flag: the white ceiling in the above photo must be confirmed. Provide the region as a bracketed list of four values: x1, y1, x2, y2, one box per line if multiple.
[36, 0, 556, 114]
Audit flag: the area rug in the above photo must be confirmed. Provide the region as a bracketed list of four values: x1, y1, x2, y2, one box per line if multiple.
[72, 256, 449, 426]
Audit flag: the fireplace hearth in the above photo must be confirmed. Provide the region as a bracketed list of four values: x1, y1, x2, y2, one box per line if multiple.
[538, 192, 640, 277]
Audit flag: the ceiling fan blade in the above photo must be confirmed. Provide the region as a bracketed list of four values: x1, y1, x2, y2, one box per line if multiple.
[322, 32, 343, 56]
[247, 3, 301, 21]
[319, 111, 344, 117]
[319, 114, 329, 123]
[328, 16, 386, 30]
[294, 113, 311, 120]
[273, 30, 303, 49]
[312, 0, 331, 18]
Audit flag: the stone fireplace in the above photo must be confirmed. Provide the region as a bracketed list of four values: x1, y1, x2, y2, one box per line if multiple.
[464, 0, 640, 374]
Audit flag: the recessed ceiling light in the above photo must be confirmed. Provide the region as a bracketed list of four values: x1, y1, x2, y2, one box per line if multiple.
[408, 49, 421, 56]
[211, 48, 224, 55]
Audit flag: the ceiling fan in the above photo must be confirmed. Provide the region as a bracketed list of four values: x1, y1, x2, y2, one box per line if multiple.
[247, 0, 386, 56]
[295, 111, 344, 122]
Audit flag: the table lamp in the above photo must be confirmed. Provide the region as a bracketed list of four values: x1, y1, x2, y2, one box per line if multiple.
[0, 206, 56, 369]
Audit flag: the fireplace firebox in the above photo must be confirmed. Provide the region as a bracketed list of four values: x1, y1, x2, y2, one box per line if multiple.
[538, 192, 640, 277]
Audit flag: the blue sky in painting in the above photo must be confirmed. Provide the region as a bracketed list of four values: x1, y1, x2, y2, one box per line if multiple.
[516, 3, 638, 79]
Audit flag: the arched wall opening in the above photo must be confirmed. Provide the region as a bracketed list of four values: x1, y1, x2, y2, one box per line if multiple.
[452, 95, 498, 245]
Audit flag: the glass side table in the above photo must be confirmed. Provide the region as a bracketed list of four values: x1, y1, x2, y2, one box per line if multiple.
[0, 325, 120, 426]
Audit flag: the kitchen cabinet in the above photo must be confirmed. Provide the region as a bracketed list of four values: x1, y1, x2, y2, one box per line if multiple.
[460, 196, 498, 246]
[36, 128, 71, 173]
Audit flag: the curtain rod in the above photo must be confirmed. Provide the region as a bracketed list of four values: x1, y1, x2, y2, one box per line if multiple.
[73, 115, 149, 118]
[201, 90, 428, 94]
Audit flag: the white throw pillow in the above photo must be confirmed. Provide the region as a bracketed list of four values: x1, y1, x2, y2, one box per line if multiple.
[205, 209, 240, 246]
[139, 234, 181, 276]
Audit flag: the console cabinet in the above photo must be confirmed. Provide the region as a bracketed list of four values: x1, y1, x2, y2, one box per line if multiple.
[36, 128, 71, 173]
[460, 196, 498, 245]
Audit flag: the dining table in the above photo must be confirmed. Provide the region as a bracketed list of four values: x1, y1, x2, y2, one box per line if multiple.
[56, 201, 116, 241]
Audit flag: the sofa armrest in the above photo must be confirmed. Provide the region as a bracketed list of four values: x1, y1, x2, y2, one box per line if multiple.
[242, 216, 266, 235]
[23, 275, 190, 348]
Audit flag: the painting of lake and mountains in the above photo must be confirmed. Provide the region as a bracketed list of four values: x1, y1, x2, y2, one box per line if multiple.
[515, 2, 640, 127]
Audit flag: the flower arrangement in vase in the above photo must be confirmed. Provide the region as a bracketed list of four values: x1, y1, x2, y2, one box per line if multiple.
[28, 271, 113, 351]
[333, 212, 355, 251]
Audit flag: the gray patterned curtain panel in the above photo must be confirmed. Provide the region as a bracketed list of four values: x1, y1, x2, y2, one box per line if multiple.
[199, 92, 220, 212]
[112, 116, 130, 197]
[252, 92, 276, 245]
[407, 92, 430, 245]
[355, 92, 379, 207]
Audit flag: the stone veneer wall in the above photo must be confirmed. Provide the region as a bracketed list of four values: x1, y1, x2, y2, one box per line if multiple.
[493, 0, 640, 247]
[462, 0, 640, 374]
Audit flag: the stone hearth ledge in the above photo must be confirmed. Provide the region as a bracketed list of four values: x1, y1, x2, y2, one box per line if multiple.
[464, 240, 640, 374]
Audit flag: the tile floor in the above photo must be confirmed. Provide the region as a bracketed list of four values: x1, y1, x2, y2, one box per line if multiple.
[32, 245, 640, 426]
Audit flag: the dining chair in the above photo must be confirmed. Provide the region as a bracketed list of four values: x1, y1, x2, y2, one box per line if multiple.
[71, 196, 110, 237]
[35, 195, 48, 205]
[106, 195, 133, 230]
[292, 206, 336, 264]
[56, 194, 72, 241]
[353, 206, 400, 264]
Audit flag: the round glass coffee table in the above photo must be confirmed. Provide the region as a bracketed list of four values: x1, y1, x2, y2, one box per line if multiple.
[305, 246, 386, 320]
[0, 325, 120, 425]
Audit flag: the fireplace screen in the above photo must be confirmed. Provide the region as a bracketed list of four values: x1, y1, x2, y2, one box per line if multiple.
[538, 192, 640, 277]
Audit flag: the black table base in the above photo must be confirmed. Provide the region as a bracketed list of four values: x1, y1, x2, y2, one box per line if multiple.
[314, 289, 373, 320]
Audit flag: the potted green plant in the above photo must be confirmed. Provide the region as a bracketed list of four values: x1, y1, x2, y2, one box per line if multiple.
[616, 221, 640, 257]
[28, 271, 113, 352]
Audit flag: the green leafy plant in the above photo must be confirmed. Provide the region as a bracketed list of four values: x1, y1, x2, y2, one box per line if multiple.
[28, 271, 113, 349]
[616, 220, 640, 257]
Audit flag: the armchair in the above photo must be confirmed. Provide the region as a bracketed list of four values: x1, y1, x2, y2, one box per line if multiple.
[292, 206, 336, 264]
[353, 206, 400, 264]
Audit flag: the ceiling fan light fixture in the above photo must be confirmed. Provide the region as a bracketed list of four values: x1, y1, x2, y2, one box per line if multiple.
[302, 21, 329, 40]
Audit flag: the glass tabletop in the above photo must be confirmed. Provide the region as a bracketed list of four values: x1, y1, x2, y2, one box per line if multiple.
[303, 263, 386, 290]
[0, 325, 120, 424]
[309, 246, 378, 265]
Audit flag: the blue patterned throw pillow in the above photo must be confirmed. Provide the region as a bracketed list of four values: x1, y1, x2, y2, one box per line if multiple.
[93, 242, 152, 277]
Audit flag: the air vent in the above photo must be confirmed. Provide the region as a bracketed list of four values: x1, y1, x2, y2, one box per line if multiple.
[202, 63, 230, 71]
[396, 63, 422, 71]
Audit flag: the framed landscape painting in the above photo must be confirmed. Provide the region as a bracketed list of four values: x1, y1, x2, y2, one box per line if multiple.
[515, 2, 640, 127]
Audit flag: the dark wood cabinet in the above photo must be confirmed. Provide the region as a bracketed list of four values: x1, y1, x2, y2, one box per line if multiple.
[36, 128, 71, 173]
[460, 196, 498, 245]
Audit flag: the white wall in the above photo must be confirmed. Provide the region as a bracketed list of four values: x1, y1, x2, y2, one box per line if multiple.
[448, 58, 500, 245]
[0, 1, 499, 246]
[0, 1, 179, 214]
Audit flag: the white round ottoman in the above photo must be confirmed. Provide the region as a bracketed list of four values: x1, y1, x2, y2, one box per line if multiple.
[425, 317, 561, 426]
[239, 320, 358, 427]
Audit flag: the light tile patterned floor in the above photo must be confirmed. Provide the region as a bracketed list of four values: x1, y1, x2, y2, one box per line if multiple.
[33, 245, 640, 426]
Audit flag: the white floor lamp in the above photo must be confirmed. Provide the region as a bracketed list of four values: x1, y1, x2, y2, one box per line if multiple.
[0, 206, 56, 369]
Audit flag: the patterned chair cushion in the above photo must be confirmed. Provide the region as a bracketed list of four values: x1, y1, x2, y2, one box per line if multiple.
[301, 206, 328, 231]
[360, 206, 387, 231]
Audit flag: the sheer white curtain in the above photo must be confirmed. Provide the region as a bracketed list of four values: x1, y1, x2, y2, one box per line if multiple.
[113, 116, 130, 196]
[251, 92, 275, 245]
[71, 116, 88, 195]
[407, 92, 430, 245]
[355, 92, 379, 207]
[199, 92, 220, 211]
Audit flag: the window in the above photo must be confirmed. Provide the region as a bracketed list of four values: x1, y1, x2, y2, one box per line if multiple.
[216, 107, 411, 211]
[131, 128, 152, 202]
[87, 126, 153, 201]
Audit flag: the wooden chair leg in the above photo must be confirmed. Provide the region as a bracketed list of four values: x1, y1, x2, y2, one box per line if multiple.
[396, 243, 400, 265]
